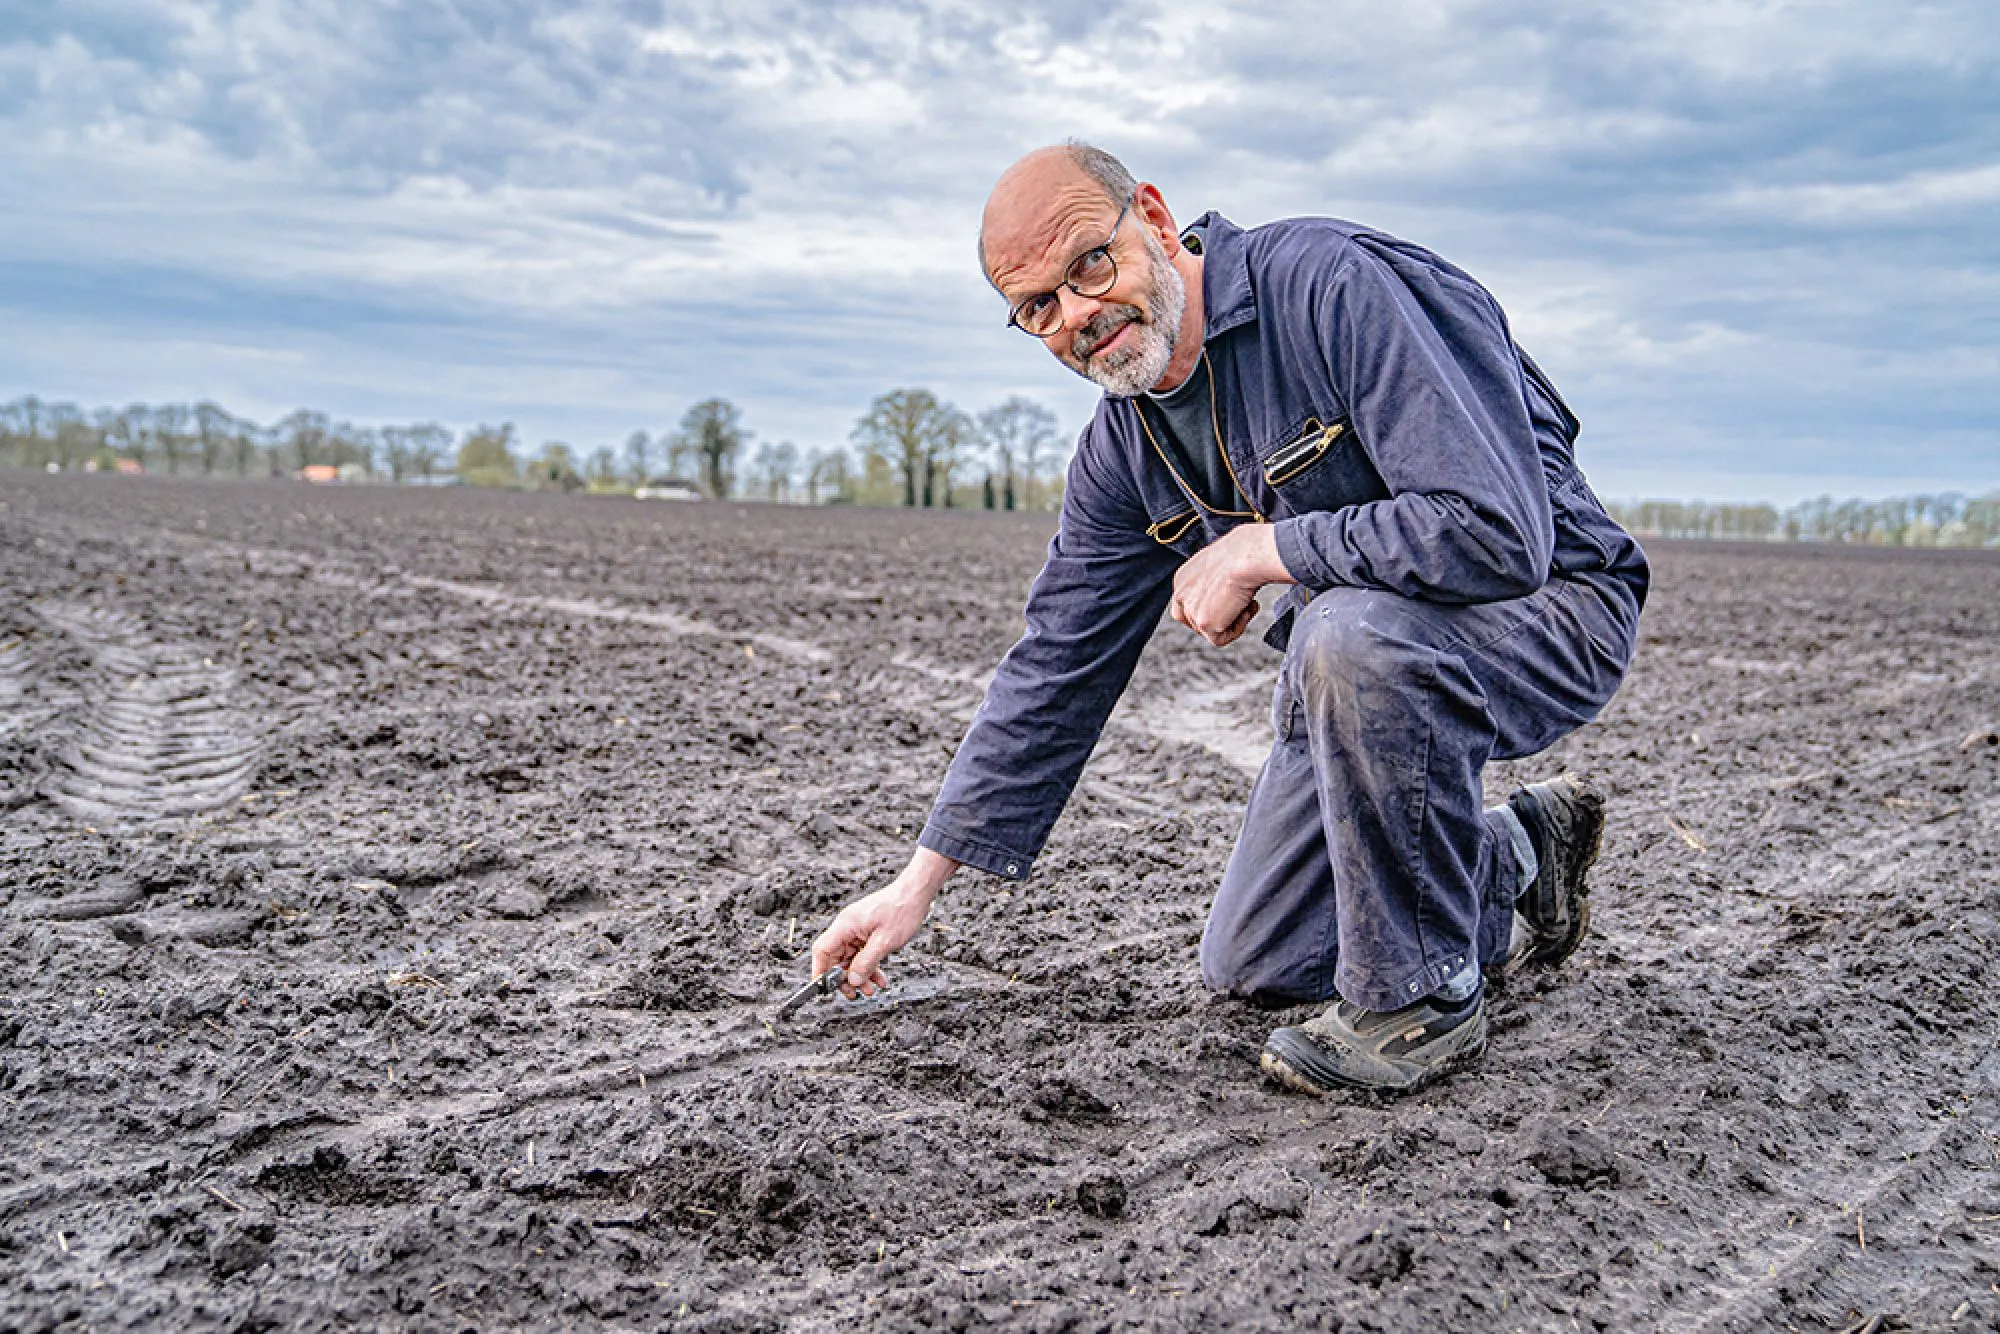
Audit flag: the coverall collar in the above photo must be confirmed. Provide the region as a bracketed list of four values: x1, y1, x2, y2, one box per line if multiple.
[1187, 211, 1259, 340]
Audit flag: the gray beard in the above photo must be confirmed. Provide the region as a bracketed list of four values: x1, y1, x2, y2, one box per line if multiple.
[1077, 232, 1187, 398]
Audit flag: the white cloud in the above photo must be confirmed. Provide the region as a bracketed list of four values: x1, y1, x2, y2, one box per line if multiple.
[1719, 162, 2000, 221]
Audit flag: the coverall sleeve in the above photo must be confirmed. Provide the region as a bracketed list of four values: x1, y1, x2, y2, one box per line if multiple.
[918, 432, 1179, 880]
[1270, 242, 1556, 604]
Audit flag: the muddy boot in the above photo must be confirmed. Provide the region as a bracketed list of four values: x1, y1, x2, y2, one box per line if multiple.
[1259, 990, 1487, 1096]
[1502, 773, 1606, 972]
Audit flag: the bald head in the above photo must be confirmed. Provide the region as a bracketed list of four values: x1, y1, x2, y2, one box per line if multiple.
[979, 142, 1135, 286]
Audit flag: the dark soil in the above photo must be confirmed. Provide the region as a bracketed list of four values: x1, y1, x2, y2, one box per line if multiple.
[3, 473, 1998, 1333]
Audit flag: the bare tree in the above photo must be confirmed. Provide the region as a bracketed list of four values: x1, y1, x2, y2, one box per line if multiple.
[932, 407, 976, 508]
[852, 388, 973, 508]
[335, 424, 378, 475]
[17, 395, 45, 444]
[105, 405, 148, 468]
[752, 439, 799, 501]
[663, 430, 695, 480]
[275, 409, 332, 472]
[979, 396, 1059, 511]
[152, 404, 191, 475]
[675, 399, 748, 499]
[230, 419, 265, 477]
[52, 405, 98, 471]
[0, 395, 46, 465]
[379, 425, 415, 481]
[406, 422, 450, 478]
[624, 429, 654, 485]
[193, 402, 236, 475]
[586, 445, 620, 488]
[803, 447, 853, 505]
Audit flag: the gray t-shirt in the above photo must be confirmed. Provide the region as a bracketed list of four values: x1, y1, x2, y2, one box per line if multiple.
[1141, 361, 1240, 513]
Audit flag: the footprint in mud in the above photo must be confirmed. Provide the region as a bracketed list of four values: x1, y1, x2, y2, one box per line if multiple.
[34, 603, 263, 823]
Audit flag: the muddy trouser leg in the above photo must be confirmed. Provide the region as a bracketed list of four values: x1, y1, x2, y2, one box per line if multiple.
[1199, 573, 1641, 1010]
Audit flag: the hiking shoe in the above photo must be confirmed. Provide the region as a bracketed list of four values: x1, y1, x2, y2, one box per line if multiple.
[1259, 991, 1487, 1096]
[1502, 773, 1606, 972]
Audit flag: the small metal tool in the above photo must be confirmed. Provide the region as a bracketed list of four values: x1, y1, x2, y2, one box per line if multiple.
[774, 966, 844, 1020]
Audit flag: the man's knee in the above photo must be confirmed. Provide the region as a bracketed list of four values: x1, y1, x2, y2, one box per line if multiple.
[1289, 587, 1431, 697]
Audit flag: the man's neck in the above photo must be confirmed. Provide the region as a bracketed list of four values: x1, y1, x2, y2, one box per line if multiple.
[1149, 249, 1207, 394]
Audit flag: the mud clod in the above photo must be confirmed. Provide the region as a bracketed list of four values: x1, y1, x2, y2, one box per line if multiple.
[209, 1219, 276, 1279]
[489, 886, 548, 919]
[1521, 1120, 1622, 1189]
[1074, 1173, 1128, 1219]
[1334, 1214, 1416, 1286]
[1029, 1077, 1117, 1123]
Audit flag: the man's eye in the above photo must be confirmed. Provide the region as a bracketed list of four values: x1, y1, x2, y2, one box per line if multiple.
[1070, 247, 1115, 286]
[1023, 293, 1059, 320]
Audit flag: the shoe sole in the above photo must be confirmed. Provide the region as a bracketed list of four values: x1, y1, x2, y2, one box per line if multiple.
[1518, 775, 1605, 970]
[1258, 1029, 1486, 1099]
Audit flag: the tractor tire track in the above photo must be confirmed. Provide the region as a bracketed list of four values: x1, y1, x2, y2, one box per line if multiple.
[35, 603, 263, 823]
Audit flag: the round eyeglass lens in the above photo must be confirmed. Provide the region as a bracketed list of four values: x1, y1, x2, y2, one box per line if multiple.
[1017, 296, 1061, 336]
[1068, 247, 1118, 295]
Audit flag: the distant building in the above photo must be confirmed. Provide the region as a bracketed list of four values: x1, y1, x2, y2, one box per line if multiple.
[633, 477, 703, 502]
[298, 464, 340, 484]
[114, 459, 144, 475]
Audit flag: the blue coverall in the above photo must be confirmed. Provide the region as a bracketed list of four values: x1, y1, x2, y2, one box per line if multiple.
[920, 212, 1650, 1013]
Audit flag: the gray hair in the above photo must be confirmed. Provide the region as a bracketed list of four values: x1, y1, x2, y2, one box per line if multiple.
[1062, 140, 1138, 210]
[978, 140, 1140, 285]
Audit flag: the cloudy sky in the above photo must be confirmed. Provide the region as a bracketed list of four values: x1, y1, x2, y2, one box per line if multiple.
[3, 0, 1995, 502]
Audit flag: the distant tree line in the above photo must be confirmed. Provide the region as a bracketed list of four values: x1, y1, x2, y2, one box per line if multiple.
[1609, 494, 2000, 548]
[0, 390, 1074, 511]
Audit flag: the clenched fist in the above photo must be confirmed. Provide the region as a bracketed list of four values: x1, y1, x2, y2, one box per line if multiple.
[1170, 522, 1295, 647]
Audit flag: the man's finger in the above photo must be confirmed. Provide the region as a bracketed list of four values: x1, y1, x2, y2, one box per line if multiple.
[809, 928, 849, 978]
[849, 935, 894, 989]
[838, 966, 889, 1000]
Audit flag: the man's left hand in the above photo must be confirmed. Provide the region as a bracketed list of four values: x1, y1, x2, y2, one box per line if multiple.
[1171, 522, 1295, 647]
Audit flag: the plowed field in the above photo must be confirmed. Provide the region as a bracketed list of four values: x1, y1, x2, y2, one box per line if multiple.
[3, 473, 1998, 1332]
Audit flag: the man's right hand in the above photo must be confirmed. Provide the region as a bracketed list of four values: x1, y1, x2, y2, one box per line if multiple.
[809, 847, 959, 999]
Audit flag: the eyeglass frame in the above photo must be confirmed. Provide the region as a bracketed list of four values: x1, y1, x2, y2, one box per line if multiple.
[1004, 197, 1134, 338]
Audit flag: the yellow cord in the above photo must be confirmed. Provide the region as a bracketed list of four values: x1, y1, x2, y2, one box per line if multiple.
[1134, 351, 1267, 524]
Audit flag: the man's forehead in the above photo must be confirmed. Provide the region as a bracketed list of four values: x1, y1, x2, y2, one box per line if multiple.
[983, 179, 1118, 294]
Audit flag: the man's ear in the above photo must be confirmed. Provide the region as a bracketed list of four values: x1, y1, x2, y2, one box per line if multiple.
[1132, 183, 1181, 256]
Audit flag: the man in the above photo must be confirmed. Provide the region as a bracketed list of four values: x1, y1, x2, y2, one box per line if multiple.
[811, 142, 1648, 1096]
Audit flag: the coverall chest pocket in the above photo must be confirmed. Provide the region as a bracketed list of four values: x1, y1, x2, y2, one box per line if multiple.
[1260, 416, 1380, 515]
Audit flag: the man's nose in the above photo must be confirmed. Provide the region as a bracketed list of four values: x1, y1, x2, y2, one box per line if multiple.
[1053, 285, 1103, 338]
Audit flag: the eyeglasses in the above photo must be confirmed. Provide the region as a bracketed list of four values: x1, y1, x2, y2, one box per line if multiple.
[1006, 199, 1132, 338]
